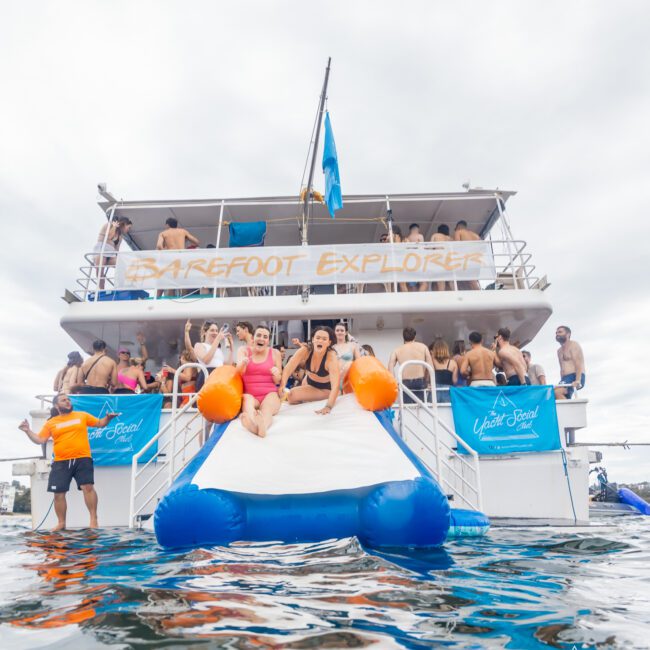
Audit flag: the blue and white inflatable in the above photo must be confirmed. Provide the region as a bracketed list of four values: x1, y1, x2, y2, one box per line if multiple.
[154, 395, 487, 549]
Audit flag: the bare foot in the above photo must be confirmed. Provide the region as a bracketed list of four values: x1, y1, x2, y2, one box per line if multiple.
[256, 412, 267, 438]
[89, 519, 98, 528]
[241, 412, 258, 435]
[52, 522, 66, 532]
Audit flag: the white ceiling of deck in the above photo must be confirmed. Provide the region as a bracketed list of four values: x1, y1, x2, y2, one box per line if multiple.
[99, 190, 515, 251]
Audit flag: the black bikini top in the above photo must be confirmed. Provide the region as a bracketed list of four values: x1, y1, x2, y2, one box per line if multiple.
[305, 348, 329, 378]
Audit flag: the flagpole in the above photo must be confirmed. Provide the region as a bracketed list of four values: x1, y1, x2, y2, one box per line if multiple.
[301, 57, 331, 245]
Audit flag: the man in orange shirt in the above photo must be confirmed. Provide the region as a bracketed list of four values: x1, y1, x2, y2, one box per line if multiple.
[19, 394, 119, 531]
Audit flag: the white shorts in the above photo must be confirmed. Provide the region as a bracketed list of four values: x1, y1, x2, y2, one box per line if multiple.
[470, 379, 496, 387]
[92, 241, 118, 258]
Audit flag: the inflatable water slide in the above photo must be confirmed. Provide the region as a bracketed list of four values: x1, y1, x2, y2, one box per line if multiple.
[154, 359, 488, 549]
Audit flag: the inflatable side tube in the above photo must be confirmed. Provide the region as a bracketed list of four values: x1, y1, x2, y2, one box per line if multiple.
[618, 487, 650, 515]
[447, 508, 490, 538]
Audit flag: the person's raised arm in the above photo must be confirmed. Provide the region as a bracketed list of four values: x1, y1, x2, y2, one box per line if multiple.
[136, 333, 148, 365]
[280, 347, 307, 393]
[184, 320, 197, 361]
[96, 412, 119, 428]
[223, 333, 234, 365]
[18, 419, 48, 446]
[235, 347, 251, 376]
[194, 333, 224, 364]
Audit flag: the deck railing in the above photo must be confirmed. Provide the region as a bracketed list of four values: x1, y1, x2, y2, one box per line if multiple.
[396, 361, 483, 511]
[69, 239, 542, 303]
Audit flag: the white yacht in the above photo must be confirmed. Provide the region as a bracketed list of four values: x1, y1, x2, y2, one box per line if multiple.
[15, 186, 596, 533]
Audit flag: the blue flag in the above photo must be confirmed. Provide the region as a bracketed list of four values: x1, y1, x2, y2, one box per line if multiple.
[322, 111, 343, 218]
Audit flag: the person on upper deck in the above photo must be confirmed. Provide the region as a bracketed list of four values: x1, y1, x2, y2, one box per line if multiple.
[279, 326, 340, 415]
[156, 217, 200, 250]
[430, 224, 452, 292]
[554, 325, 585, 399]
[114, 357, 150, 394]
[388, 327, 434, 404]
[406, 223, 424, 243]
[78, 340, 117, 394]
[93, 216, 132, 290]
[493, 328, 529, 386]
[452, 340, 468, 386]
[53, 352, 84, 394]
[188, 320, 234, 391]
[454, 220, 481, 290]
[461, 332, 496, 386]
[236, 326, 283, 437]
[522, 350, 546, 385]
[429, 338, 458, 402]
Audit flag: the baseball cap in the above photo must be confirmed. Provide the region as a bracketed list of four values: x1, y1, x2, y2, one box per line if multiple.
[118, 348, 130, 354]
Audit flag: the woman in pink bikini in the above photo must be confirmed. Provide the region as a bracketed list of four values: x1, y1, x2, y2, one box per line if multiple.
[235, 325, 283, 437]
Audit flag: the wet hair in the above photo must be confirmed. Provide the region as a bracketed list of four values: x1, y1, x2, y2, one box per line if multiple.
[430, 338, 450, 362]
[452, 340, 466, 356]
[236, 321, 254, 335]
[403, 327, 416, 342]
[437, 224, 450, 236]
[469, 331, 482, 344]
[409, 223, 420, 232]
[455, 220, 468, 229]
[557, 325, 572, 335]
[311, 326, 336, 346]
[255, 325, 271, 336]
[497, 327, 511, 341]
[361, 344, 375, 357]
[92, 339, 106, 352]
[166, 217, 178, 228]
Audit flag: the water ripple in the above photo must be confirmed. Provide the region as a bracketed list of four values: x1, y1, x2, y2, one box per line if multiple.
[1, 515, 649, 648]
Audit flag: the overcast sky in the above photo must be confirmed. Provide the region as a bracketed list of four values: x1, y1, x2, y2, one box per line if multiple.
[1, 1, 649, 485]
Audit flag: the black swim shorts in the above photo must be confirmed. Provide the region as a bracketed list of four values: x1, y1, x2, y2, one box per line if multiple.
[47, 457, 94, 493]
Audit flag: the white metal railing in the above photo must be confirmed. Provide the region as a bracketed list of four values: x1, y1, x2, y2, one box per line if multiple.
[70, 239, 541, 302]
[396, 360, 483, 511]
[128, 363, 209, 528]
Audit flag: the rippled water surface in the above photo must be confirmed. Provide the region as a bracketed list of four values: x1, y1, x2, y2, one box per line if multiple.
[1, 515, 649, 649]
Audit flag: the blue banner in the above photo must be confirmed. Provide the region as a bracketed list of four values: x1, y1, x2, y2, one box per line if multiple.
[70, 394, 163, 466]
[322, 111, 343, 218]
[450, 386, 561, 455]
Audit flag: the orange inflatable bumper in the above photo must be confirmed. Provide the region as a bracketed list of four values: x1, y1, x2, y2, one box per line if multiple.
[197, 365, 243, 423]
[348, 356, 398, 411]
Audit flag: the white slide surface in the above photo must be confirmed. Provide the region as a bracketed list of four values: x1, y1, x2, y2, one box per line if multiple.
[191, 394, 419, 495]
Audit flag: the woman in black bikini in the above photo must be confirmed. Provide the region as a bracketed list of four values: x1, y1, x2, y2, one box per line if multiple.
[279, 326, 340, 415]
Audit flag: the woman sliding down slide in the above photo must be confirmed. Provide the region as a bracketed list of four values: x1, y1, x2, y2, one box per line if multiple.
[236, 326, 283, 437]
[280, 326, 340, 415]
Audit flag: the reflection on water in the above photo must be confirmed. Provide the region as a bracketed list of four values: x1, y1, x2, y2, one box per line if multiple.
[0, 515, 649, 648]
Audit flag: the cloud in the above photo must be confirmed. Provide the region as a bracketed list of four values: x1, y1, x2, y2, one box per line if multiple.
[1, 1, 649, 485]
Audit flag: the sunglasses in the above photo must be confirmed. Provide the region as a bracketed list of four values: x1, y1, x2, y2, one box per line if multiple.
[119, 351, 131, 355]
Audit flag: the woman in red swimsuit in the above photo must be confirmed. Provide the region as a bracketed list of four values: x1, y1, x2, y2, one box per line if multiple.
[236, 325, 283, 437]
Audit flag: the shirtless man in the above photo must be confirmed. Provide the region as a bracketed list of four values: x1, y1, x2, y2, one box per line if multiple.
[388, 327, 434, 403]
[406, 223, 424, 243]
[430, 224, 451, 291]
[522, 350, 547, 385]
[454, 220, 481, 290]
[493, 327, 529, 385]
[156, 217, 200, 250]
[461, 331, 496, 386]
[554, 325, 585, 399]
[77, 340, 117, 394]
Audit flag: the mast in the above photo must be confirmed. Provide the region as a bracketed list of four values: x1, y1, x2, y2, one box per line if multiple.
[301, 57, 331, 245]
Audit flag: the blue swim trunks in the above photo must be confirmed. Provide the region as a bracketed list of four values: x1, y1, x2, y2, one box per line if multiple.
[560, 373, 586, 398]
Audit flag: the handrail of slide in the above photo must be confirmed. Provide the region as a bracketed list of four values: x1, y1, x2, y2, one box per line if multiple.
[128, 363, 209, 528]
[396, 360, 483, 511]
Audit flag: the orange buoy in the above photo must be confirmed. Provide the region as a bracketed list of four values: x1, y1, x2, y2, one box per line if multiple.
[197, 365, 243, 423]
[348, 356, 398, 411]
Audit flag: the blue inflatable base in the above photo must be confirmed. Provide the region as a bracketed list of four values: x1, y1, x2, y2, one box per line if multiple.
[618, 487, 650, 515]
[447, 508, 491, 538]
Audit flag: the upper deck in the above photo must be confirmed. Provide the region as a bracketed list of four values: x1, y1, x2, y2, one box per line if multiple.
[61, 189, 552, 357]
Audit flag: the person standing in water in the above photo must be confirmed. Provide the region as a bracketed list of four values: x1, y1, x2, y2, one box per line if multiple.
[279, 326, 340, 415]
[18, 394, 119, 530]
[236, 326, 283, 437]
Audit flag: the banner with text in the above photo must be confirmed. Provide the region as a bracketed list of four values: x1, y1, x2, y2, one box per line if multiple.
[114, 241, 496, 290]
[70, 394, 163, 466]
[450, 386, 561, 455]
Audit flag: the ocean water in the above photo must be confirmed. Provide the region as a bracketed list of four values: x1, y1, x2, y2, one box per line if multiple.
[0, 515, 648, 649]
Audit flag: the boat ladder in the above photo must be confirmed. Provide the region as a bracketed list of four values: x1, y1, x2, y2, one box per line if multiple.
[397, 361, 483, 511]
